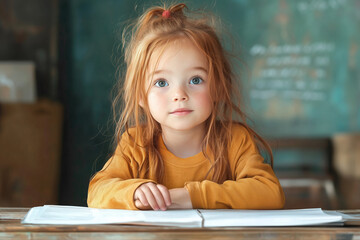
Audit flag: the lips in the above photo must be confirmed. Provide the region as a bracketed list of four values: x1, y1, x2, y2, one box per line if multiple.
[170, 108, 193, 115]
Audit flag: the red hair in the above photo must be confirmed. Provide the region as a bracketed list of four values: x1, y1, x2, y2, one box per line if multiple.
[112, 3, 273, 183]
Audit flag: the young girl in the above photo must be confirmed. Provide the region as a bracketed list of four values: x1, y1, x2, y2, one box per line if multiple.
[87, 3, 285, 210]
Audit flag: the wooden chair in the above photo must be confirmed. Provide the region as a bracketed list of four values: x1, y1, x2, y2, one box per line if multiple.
[268, 138, 338, 209]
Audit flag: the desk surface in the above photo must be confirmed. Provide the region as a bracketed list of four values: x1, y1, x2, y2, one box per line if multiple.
[1, 208, 360, 240]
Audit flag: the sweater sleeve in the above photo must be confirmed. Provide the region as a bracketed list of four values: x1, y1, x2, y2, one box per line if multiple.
[184, 126, 285, 209]
[87, 132, 155, 209]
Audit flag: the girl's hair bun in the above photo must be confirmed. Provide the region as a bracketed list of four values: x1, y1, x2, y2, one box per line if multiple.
[143, 3, 187, 23]
[162, 10, 171, 19]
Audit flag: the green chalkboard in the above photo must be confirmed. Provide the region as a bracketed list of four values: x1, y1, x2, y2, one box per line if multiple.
[59, 0, 360, 206]
[236, 0, 360, 137]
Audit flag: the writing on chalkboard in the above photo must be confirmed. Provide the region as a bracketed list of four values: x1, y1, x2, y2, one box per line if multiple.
[249, 42, 335, 102]
[297, 0, 347, 12]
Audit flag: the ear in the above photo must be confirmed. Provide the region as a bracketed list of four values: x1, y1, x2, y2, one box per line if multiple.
[139, 96, 144, 108]
[139, 88, 149, 109]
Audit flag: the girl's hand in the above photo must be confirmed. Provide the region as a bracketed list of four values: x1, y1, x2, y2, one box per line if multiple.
[168, 188, 193, 209]
[134, 183, 171, 210]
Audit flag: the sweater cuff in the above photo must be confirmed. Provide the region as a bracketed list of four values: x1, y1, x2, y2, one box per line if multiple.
[184, 181, 204, 209]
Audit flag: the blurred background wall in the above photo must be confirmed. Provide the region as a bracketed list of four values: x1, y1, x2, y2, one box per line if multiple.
[0, 0, 359, 209]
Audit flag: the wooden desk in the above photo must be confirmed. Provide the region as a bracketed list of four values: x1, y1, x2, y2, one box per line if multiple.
[1, 208, 360, 239]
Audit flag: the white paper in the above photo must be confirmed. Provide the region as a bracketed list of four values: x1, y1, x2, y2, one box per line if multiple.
[22, 205, 202, 227]
[22, 205, 343, 227]
[199, 208, 343, 227]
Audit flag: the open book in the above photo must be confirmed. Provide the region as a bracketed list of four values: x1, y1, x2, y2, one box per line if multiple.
[22, 205, 350, 227]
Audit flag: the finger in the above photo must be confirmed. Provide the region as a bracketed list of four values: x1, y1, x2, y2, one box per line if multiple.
[141, 184, 161, 210]
[135, 189, 149, 207]
[156, 184, 172, 207]
[147, 184, 167, 211]
[134, 199, 144, 209]
[135, 199, 151, 210]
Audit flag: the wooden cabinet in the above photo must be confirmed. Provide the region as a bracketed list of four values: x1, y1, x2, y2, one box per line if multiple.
[0, 100, 62, 207]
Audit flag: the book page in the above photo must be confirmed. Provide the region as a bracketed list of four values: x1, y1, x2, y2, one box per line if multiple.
[22, 205, 202, 227]
[199, 208, 343, 227]
[22, 205, 345, 227]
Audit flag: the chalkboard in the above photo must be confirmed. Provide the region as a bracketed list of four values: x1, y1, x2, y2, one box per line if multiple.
[234, 0, 360, 137]
[59, 0, 360, 205]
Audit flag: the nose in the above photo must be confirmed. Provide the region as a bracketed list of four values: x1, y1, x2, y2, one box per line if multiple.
[172, 86, 188, 102]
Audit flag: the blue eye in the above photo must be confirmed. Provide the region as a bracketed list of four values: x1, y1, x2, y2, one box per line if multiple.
[155, 80, 168, 87]
[190, 77, 203, 85]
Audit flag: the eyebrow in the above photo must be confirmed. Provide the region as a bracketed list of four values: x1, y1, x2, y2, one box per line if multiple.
[150, 69, 170, 76]
[191, 66, 208, 74]
[149, 66, 208, 76]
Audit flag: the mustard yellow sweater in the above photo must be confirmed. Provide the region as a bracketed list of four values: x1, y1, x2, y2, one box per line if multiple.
[87, 124, 285, 209]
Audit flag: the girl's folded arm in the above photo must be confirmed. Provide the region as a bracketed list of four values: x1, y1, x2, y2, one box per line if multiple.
[185, 127, 285, 209]
[88, 175, 154, 209]
[87, 144, 155, 210]
[185, 154, 285, 209]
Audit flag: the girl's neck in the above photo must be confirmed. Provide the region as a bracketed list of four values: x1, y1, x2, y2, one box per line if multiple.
[161, 125, 206, 159]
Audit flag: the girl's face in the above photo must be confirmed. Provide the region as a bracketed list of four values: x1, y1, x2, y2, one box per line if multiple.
[145, 38, 213, 133]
